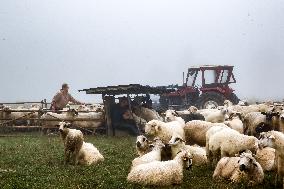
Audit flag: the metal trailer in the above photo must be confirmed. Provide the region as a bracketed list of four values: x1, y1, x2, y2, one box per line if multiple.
[79, 84, 174, 136]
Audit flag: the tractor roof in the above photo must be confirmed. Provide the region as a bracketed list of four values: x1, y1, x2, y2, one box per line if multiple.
[188, 65, 234, 71]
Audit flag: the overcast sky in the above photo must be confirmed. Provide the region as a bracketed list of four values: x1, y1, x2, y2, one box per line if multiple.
[0, 0, 284, 103]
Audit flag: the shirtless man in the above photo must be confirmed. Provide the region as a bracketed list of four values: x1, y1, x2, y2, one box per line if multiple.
[50, 83, 83, 112]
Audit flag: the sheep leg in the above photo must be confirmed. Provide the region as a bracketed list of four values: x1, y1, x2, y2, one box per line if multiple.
[65, 149, 71, 164]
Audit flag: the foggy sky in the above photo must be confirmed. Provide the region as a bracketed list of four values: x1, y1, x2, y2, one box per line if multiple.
[0, 0, 284, 103]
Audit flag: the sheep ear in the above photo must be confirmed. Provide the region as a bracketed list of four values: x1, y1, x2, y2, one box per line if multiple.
[235, 153, 239, 157]
[253, 163, 258, 167]
[161, 112, 165, 116]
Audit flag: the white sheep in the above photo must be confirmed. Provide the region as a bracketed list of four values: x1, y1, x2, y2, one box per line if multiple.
[164, 110, 185, 126]
[204, 107, 229, 123]
[169, 134, 207, 166]
[127, 150, 192, 186]
[208, 128, 258, 164]
[135, 135, 151, 156]
[255, 147, 276, 172]
[144, 120, 185, 143]
[258, 131, 284, 187]
[131, 138, 164, 167]
[77, 142, 104, 165]
[224, 112, 244, 134]
[213, 151, 264, 186]
[184, 120, 227, 146]
[59, 121, 84, 165]
[205, 125, 230, 163]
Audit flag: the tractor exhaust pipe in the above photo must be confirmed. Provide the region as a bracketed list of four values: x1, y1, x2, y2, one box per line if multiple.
[183, 72, 185, 86]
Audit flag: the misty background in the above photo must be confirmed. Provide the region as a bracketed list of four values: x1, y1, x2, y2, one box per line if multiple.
[0, 0, 284, 103]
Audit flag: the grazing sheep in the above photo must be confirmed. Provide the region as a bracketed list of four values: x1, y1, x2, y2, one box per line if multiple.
[136, 135, 151, 156]
[208, 128, 258, 164]
[259, 131, 284, 187]
[184, 120, 227, 146]
[132, 138, 164, 167]
[144, 120, 185, 143]
[213, 151, 264, 186]
[169, 134, 207, 166]
[164, 110, 185, 126]
[255, 147, 276, 172]
[127, 150, 192, 186]
[59, 121, 84, 165]
[224, 112, 244, 134]
[78, 142, 104, 165]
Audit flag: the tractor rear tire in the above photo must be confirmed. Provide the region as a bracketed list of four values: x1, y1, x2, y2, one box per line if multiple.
[229, 93, 240, 105]
[196, 92, 226, 109]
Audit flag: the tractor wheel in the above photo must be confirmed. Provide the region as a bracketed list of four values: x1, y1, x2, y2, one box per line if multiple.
[196, 92, 226, 109]
[229, 93, 240, 105]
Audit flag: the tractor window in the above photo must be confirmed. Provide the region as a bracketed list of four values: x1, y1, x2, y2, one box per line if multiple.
[219, 70, 229, 83]
[204, 70, 216, 84]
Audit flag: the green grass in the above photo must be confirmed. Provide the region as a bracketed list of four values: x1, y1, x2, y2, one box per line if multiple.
[0, 133, 280, 189]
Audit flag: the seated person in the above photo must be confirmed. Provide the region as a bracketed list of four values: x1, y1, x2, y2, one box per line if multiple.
[111, 97, 139, 136]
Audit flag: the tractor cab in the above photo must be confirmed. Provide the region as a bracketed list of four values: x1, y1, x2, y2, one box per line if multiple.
[160, 65, 239, 110]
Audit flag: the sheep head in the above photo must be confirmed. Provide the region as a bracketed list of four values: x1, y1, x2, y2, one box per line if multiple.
[144, 120, 161, 136]
[58, 121, 71, 132]
[168, 135, 185, 146]
[164, 110, 178, 122]
[238, 151, 258, 172]
[176, 150, 192, 170]
[258, 132, 276, 149]
[136, 135, 149, 149]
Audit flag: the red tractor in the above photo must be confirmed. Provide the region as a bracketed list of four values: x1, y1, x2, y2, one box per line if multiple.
[159, 65, 239, 110]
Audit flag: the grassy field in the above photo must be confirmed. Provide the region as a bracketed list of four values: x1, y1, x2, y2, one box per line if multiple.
[0, 133, 280, 189]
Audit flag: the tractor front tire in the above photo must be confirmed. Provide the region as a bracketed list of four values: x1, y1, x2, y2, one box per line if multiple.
[197, 92, 226, 109]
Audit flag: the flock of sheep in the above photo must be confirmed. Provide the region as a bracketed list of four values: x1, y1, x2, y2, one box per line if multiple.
[0, 104, 104, 131]
[126, 100, 284, 188]
[1, 100, 284, 188]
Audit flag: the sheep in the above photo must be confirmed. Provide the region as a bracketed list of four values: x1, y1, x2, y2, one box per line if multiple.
[58, 121, 84, 165]
[40, 109, 78, 127]
[184, 120, 227, 146]
[144, 120, 185, 143]
[244, 111, 277, 136]
[133, 106, 163, 122]
[127, 150, 192, 186]
[208, 128, 258, 164]
[176, 107, 205, 122]
[132, 113, 147, 132]
[258, 131, 284, 187]
[255, 147, 276, 172]
[131, 138, 164, 167]
[205, 125, 230, 163]
[169, 134, 207, 166]
[205, 107, 229, 123]
[136, 135, 151, 156]
[72, 112, 104, 129]
[224, 112, 244, 134]
[77, 142, 104, 165]
[164, 110, 185, 126]
[213, 151, 264, 186]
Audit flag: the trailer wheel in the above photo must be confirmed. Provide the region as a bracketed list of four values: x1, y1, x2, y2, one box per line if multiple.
[197, 92, 226, 109]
